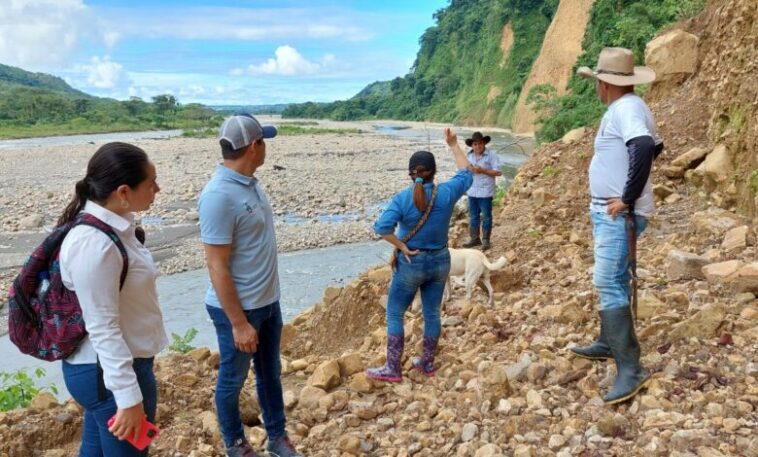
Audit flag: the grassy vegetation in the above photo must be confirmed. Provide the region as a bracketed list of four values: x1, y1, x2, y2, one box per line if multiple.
[493, 185, 507, 207]
[168, 328, 199, 354]
[0, 368, 58, 412]
[0, 62, 223, 139]
[283, 0, 558, 128]
[531, 0, 708, 143]
[182, 123, 363, 138]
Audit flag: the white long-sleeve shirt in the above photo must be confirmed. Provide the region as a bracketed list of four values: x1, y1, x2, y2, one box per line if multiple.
[60, 201, 168, 409]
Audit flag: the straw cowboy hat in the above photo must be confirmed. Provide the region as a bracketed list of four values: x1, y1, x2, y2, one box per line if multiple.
[465, 131, 491, 147]
[577, 47, 656, 86]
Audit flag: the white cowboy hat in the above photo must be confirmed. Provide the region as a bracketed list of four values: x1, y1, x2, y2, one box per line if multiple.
[578, 47, 656, 86]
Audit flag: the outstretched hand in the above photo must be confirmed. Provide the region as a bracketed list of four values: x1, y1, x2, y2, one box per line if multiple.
[443, 127, 458, 147]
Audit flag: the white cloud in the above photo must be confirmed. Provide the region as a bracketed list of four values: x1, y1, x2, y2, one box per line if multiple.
[0, 0, 114, 70]
[77, 56, 126, 89]
[247, 46, 320, 76]
[236, 46, 338, 77]
[96, 7, 373, 43]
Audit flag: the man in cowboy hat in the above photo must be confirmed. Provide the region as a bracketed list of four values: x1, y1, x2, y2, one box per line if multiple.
[570, 47, 664, 405]
[462, 131, 502, 250]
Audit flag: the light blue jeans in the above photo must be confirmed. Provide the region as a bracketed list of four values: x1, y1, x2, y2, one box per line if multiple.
[591, 211, 647, 310]
[387, 248, 451, 338]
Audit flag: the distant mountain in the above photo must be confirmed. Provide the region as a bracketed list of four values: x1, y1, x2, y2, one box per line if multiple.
[0, 63, 90, 97]
[354, 81, 391, 98]
[211, 104, 291, 114]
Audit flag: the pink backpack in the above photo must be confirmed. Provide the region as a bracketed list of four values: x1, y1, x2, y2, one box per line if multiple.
[7, 213, 128, 361]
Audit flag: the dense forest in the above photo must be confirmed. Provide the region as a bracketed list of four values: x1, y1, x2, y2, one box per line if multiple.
[0, 63, 221, 138]
[284, 0, 559, 127]
[284, 0, 707, 142]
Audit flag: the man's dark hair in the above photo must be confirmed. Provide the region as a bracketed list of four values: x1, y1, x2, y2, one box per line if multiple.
[220, 139, 249, 160]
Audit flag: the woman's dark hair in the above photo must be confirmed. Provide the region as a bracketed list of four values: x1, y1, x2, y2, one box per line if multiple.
[408, 150, 436, 212]
[57, 142, 150, 226]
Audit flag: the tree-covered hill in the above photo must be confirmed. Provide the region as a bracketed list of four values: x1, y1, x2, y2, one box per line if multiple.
[0, 63, 220, 139]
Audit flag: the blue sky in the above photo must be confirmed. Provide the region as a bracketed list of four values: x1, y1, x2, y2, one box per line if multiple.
[0, 0, 449, 105]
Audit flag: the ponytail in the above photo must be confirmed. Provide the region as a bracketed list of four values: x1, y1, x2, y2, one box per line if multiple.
[413, 176, 426, 212]
[56, 142, 149, 227]
[411, 167, 435, 211]
[58, 179, 90, 226]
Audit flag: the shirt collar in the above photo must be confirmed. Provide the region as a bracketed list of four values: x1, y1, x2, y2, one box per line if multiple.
[216, 164, 256, 187]
[82, 200, 133, 233]
[468, 148, 490, 157]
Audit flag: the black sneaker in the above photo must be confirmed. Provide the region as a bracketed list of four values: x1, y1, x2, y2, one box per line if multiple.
[226, 437, 259, 457]
[267, 435, 302, 457]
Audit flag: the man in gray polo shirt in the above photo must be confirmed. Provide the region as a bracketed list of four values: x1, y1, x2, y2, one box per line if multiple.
[198, 114, 302, 457]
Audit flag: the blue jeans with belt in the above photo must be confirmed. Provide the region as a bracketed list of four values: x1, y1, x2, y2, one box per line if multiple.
[387, 248, 451, 338]
[62, 357, 157, 457]
[591, 211, 647, 310]
[206, 301, 286, 447]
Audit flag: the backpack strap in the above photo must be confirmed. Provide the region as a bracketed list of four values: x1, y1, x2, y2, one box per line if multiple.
[74, 214, 129, 289]
[73, 213, 131, 401]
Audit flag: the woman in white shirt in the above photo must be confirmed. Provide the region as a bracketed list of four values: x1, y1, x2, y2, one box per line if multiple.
[58, 142, 168, 456]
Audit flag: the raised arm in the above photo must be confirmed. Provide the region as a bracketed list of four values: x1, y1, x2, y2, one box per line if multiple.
[444, 128, 470, 170]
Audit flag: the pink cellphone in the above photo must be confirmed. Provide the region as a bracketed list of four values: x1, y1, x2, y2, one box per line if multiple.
[107, 415, 160, 450]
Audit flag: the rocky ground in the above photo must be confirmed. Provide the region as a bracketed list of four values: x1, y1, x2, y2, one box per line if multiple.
[1, 0, 756, 455]
[0, 124, 483, 305]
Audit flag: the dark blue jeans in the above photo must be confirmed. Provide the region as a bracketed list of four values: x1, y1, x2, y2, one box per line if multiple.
[62, 358, 157, 457]
[206, 302, 286, 447]
[387, 248, 451, 338]
[468, 197, 494, 230]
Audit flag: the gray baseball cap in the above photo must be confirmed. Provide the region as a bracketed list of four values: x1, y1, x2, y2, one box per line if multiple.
[218, 113, 277, 150]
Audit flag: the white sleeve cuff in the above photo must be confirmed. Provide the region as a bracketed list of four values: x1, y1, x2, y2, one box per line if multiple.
[111, 383, 144, 409]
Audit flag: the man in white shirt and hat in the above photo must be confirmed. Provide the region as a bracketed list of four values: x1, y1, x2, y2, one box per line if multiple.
[570, 47, 664, 405]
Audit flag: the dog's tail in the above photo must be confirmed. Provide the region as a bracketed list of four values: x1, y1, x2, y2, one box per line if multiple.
[482, 256, 507, 271]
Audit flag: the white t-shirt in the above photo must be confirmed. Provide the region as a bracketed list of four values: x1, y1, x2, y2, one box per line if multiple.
[589, 93, 660, 217]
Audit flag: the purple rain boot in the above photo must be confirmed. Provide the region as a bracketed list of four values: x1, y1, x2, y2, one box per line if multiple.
[366, 334, 404, 382]
[411, 336, 439, 377]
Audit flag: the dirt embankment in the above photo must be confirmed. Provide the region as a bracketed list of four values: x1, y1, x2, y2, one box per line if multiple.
[511, 0, 596, 134]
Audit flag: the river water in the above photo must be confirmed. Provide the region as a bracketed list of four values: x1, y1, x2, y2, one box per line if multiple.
[0, 123, 530, 399]
[0, 241, 391, 399]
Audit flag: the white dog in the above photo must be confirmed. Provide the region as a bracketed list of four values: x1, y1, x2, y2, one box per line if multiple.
[446, 248, 507, 305]
[411, 248, 507, 309]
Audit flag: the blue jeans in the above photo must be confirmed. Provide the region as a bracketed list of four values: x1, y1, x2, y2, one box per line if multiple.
[468, 197, 494, 230]
[591, 211, 647, 310]
[62, 358, 157, 457]
[387, 248, 451, 338]
[206, 302, 286, 447]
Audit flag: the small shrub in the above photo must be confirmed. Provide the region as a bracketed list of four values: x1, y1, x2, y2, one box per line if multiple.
[749, 170, 758, 195]
[169, 328, 199, 354]
[493, 185, 507, 207]
[0, 368, 58, 412]
[542, 164, 558, 178]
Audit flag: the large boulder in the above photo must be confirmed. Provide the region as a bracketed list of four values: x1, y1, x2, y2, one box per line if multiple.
[561, 127, 586, 144]
[637, 293, 666, 320]
[667, 249, 708, 280]
[694, 145, 733, 191]
[733, 263, 758, 293]
[721, 226, 749, 252]
[691, 208, 742, 237]
[477, 361, 512, 405]
[671, 147, 708, 169]
[702, 260, 743, 284]
[308, 359, 341, 390]
[669, 303, 726, 341]
[645, 30, 699, 79]
[298, 386, 327, 409]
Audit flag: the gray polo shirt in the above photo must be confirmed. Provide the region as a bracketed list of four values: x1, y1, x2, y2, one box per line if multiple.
[198, 164, 280, 310]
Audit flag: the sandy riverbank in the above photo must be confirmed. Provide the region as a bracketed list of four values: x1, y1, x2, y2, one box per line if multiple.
[0, 119, 527, 316]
